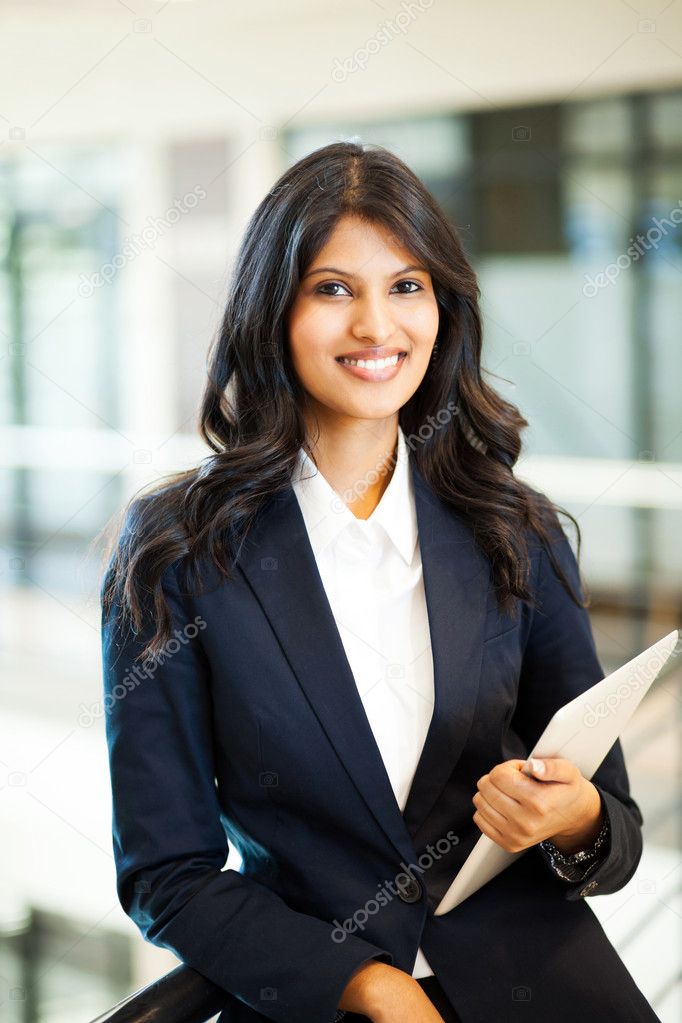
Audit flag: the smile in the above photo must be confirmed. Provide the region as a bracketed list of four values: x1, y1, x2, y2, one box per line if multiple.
[335, 351, 407, 381]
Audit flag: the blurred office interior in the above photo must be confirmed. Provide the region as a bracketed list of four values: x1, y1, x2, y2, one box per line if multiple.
[1, 1, 681, 1020]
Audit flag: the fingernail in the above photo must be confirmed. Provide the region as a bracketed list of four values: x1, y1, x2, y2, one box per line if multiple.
[529, 758, 545, 775]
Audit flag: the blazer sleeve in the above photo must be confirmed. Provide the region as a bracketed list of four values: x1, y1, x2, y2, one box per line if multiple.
[101, 559, 393, 1023]
[510, 522, 645, 901]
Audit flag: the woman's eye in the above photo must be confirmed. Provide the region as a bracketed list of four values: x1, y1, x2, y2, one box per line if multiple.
[393, 279, 422, 294]
[315, 279, 423, 297]
[316, 282, 350, 297]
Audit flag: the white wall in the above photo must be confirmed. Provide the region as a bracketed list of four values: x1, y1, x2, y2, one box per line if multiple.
[1, 0, 681, 145]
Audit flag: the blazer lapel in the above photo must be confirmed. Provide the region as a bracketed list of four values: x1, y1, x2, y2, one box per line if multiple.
[236, 454, 490, 864]
[401, 461, 490, 838]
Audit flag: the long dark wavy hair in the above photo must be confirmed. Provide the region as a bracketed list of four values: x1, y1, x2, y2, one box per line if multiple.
[99, 140, 587, 662]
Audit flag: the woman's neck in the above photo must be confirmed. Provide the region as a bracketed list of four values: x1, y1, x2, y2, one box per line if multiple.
[303, 417, 400, 520]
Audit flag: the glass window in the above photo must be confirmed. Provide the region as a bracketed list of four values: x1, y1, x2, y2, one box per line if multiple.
[562, 96, 632, 155]
[650, 89, 682, 150]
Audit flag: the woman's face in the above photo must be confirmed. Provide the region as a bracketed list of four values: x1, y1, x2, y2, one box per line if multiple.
[287, 214, 440, 430]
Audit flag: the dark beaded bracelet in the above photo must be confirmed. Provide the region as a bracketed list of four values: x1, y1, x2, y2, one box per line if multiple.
[539, 815, 610, 881]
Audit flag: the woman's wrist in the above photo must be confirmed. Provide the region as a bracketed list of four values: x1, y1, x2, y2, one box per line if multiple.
[548, 782, 604, 854]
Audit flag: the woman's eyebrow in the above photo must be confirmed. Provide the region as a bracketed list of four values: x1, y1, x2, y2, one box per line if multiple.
[303, 263, 428, 280]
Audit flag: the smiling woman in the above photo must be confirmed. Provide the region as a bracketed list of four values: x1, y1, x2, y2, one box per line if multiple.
[286, 214, 442, 515]
[101, 140, 584, 661]
[99, 140, 659, 1023]
[289, 217, 438, 396]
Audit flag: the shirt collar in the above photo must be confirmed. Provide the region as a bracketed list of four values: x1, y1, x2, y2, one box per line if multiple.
[291, 424, 418, 566]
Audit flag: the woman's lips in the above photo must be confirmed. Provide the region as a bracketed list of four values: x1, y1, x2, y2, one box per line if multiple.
[335, 351, 407, 381]
[336, 346, 407, 360]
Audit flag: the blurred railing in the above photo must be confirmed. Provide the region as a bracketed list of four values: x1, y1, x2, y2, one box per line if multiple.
[88, 964, 228, 1023]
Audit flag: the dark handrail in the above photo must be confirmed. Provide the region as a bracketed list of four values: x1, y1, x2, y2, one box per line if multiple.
[88, 963, 229, 1022]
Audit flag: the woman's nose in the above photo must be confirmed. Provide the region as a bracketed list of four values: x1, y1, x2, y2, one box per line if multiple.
[349, 293, 396, 343]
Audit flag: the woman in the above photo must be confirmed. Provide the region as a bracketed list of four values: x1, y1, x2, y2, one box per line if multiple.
[100, 141, 659, 1023]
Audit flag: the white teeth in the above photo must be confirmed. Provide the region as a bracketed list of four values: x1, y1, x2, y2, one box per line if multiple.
[339, 354, 401, 369]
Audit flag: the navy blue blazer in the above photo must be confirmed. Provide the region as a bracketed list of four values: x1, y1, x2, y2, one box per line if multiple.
[101, 459, 659, 1023]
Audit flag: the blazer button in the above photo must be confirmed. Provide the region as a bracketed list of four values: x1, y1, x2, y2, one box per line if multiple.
[579, 880, 599, 897]
[396, 876, 422, 903]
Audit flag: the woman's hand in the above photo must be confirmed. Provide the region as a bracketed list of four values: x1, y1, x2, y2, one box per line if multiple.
[339, 961, 446, 1022]
[472, 756, 605, 854]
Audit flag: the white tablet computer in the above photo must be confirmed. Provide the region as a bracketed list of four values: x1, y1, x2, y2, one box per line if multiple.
[434, 628, 681, 916]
